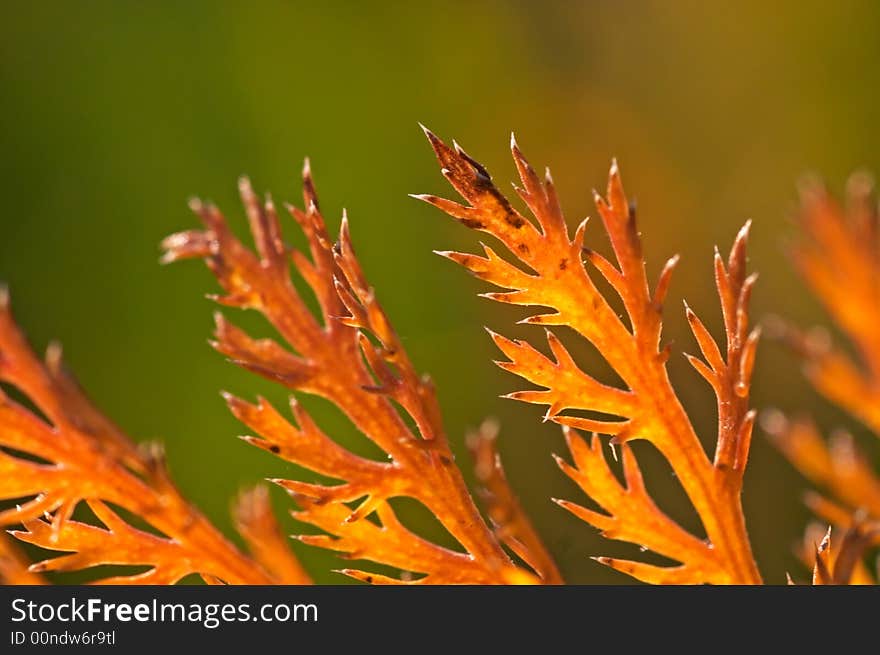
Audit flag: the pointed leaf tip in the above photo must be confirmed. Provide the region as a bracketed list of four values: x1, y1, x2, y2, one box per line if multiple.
[418, 122, 438, 142]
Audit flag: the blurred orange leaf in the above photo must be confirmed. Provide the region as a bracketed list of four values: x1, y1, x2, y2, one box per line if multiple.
[769, 173, 880, 582]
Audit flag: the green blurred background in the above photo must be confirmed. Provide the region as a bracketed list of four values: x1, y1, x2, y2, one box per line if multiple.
[2, 1, 879, 584]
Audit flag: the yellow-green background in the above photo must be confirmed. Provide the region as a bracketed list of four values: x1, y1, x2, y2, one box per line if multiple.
[2, 1, 879, 583]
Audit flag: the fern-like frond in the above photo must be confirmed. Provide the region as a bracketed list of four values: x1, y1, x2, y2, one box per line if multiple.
[764, 414, 880, 521]
[12, 500, 204, 584]
[0, 291, 301, 584]
[417, 130, 762, 584]
[767, 173, 880, 579]
[786, 174, 880, 433]
[163, 164, 556, 584]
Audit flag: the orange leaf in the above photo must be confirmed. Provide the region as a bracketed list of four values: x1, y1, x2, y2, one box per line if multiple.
[770, 174, 880, 582]
[164, 164, 552, 584]
[0, 291, 296, 584]
[419, 130, 762, 584]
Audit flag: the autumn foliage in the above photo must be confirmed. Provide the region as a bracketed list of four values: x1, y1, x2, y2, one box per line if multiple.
[0, 129, 876, 585]
[415, 130, 761, 583]
[764, 173, 880, 583]
[159, 164, 555, 584]
[0, 285, 308, 584]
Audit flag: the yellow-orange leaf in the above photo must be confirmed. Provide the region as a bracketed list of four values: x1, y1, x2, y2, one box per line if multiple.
[0, 291, 295, 584]
[418, 130, 762, 584]
[164, 163, 556, 584]
[770, 174, 880, 581]
[764, 414, 880, 520]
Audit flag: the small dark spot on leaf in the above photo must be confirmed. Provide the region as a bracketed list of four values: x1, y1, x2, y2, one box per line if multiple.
[269, 445, 281, 454]
[460, 218, 485, 230]
[559, 258, 568, 271]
